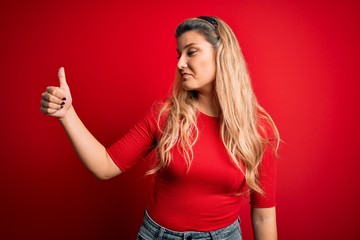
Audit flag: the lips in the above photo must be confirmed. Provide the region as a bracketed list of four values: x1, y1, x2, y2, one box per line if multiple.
[181, 71, 192, 79]
[183, 74, 192, 80]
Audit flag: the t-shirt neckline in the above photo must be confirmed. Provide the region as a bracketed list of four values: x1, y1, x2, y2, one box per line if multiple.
[198, 111, 219, 119]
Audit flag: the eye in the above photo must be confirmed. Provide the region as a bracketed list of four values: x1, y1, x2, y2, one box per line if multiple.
[187, 50, 197, 57]
[176, 49, 197, 59]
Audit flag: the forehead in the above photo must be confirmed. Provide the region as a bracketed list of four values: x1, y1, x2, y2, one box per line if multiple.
[176, 31, 210, 50]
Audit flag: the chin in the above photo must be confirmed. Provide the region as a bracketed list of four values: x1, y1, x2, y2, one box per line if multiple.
[182, 84, 196, 92]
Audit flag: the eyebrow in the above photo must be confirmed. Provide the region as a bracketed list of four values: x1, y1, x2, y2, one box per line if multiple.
[176, 43, 198, 52]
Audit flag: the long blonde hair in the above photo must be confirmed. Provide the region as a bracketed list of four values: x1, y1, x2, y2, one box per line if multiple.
[149, 17, 280, 194]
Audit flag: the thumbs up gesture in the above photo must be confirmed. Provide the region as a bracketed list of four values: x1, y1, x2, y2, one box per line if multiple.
[40, 67, 73, 118]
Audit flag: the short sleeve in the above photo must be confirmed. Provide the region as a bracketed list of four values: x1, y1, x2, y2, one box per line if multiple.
[106, 107, 159, 172]
[250, 118, 278, 208]
[250, 142, 277, 208]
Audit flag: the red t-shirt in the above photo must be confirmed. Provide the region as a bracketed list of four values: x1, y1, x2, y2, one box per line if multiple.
[107, 106, 276, 231]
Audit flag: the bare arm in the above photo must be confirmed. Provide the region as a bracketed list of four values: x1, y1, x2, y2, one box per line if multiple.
[251, 207, 277, 240]
[40, 67, 121, 179]
[59, 106, 122, 179]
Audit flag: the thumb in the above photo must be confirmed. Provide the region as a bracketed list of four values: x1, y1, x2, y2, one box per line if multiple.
[58, 67, 68, 87]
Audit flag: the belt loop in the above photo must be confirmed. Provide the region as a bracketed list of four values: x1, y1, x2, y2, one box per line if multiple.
[210, 231, 218, 240]
[156, 227, 165, 240]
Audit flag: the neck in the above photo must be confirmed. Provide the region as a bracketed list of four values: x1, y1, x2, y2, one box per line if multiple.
[194, 91, 219, 117]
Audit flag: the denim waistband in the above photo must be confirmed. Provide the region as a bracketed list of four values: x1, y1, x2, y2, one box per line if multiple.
[137, 210, 242, 240]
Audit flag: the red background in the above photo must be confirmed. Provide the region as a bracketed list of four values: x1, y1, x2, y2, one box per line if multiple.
[1, 0, 359, 239]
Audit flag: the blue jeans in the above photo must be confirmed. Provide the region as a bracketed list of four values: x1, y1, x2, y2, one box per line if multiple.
[137, 211, 242, 240]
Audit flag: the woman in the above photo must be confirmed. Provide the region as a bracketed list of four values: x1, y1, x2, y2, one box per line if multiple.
[40, 16, 279, 240]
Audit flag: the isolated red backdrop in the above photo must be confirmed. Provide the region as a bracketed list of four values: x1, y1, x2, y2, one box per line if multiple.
[1, 0, 359, 239]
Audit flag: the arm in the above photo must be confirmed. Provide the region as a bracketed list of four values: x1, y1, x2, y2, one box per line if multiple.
[40, 67, 121, 179]
[250, 134, 278, 239]
[251, 207, 277, 240]
[59, 106, 122, 179]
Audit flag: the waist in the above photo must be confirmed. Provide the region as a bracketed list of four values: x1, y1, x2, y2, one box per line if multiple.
[139, 210, 241, 240]
[147, 195, 242, 231]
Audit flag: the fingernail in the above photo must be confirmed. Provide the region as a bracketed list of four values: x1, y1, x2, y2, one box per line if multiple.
[62, 97, 66, 101]
[60, 105, 64, 109]
[61, 102, 65, 105]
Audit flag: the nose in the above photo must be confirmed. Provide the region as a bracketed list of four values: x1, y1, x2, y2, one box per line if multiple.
[177, 55, 188, 70]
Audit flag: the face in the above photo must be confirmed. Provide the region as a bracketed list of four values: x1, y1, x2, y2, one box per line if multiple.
[176, 31, 216, 95]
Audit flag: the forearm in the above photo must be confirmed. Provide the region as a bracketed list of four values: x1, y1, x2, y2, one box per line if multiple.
[251, 207, 277, 240]
[59, 106, 120, 179]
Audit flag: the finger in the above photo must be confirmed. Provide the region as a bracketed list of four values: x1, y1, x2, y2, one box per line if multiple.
[40, 106, 59, 115]
[40, 99, 63, 110]
[58, 67, 67, 88]
[42, 91, 63, 103]
[44, 87, 65, 101]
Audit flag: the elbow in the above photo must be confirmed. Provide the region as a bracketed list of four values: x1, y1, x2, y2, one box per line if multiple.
[97, 173, 116, 180]
[95, 174, 112, 180]
[92, 171, 114, 180]
[251, 207, 278, 240]
[252, 213, 274, 224]
[87, 153, 121, 180]
[92, 167, 121, 180]
[251, 206, 277, 222]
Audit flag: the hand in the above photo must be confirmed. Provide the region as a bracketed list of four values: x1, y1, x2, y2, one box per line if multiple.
[40, 67, 73, 119]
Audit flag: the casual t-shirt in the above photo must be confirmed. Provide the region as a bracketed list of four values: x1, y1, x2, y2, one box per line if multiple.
[107, 106, 276, 231]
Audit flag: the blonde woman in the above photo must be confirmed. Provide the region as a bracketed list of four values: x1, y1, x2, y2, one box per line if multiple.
[40, 16, 280, 240]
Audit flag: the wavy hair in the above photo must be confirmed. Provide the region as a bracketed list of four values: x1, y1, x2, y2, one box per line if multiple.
[149, 17, 280, 194]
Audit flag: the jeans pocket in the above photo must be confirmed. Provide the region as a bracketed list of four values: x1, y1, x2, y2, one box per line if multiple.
[137, 225, 155, 240]
[216, 225, 242, 240]
[219, 230, 242, 240]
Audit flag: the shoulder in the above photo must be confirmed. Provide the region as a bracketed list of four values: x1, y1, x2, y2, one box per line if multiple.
[150, 99, 170, 120]
[147, 98, 172, 131]
[256, 113, 280, 158]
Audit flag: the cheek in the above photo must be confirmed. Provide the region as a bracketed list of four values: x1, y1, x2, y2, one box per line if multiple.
[200, 59, 216, 79]
[198, 49, 216, 78]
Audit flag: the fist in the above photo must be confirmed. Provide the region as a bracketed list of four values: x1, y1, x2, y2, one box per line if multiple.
[40, 67, 72, 118]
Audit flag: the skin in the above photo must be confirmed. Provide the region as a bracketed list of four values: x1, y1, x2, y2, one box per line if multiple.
[252, 207, 278, 240]
[40, 67, 121, 179]
[41, 30, 277, 240]
[176, 31, 218, 116]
